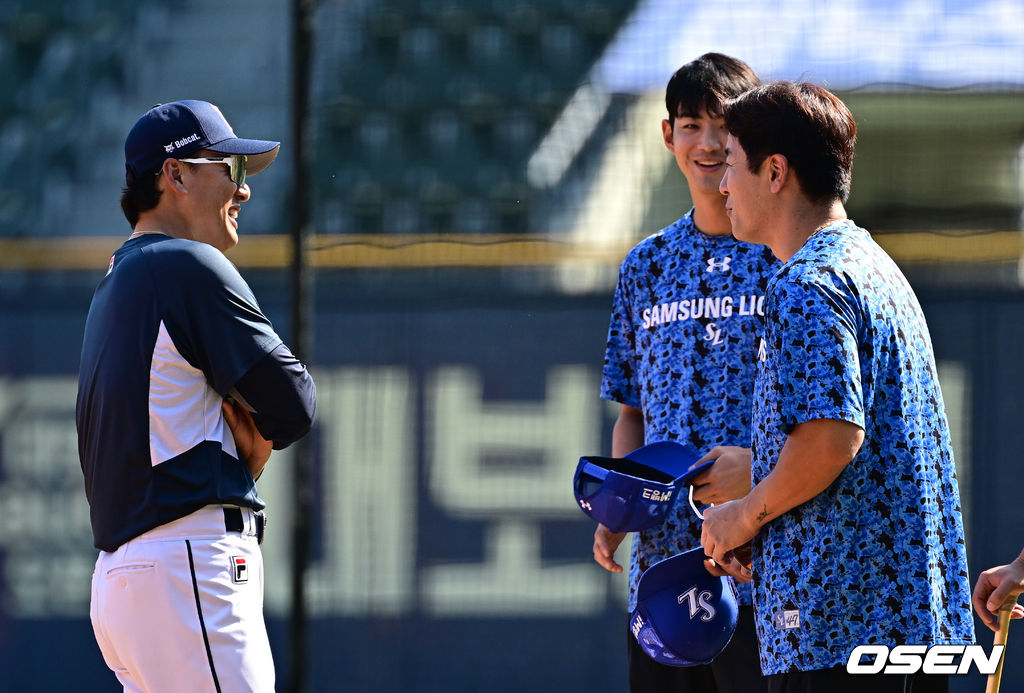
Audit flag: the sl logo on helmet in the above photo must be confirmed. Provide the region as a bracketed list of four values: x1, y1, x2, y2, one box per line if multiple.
[677, 585, 716, 622]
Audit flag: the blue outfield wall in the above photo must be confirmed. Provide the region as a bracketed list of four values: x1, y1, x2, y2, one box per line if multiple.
[0, 270, 1020, 692]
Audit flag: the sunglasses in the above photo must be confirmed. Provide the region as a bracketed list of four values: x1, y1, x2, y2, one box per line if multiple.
[177, 154, 247, 186]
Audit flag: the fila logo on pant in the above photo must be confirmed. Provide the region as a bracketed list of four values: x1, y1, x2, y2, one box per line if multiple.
[232, 556, 248, 584]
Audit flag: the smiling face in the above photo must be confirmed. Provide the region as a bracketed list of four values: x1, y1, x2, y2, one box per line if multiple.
[662, 109, 730, 199]
[719, 134, 770, 245]
[179, 149, 250, 252]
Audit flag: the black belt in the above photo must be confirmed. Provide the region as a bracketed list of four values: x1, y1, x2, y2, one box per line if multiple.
[224, 507, 267, 544]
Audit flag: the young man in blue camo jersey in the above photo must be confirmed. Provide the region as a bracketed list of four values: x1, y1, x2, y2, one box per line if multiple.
[595, 53, 777, 693]
[703, 81, 975, 692]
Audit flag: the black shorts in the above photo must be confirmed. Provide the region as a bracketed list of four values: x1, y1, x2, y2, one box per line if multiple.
[627, 604, 767, 693]
[765, 665, 949, 693]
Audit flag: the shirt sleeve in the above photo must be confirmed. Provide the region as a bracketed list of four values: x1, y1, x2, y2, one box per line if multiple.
[231, 343, 317, 450]
[600, 261, 642, 408]
[771, 272, 865, 433]
[153, 242, 283, 396]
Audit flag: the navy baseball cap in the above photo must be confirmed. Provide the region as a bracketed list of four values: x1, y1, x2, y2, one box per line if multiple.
[629, 547, 739, 667]
[125, 100, 280, 183]
[572, 441, 702, 533]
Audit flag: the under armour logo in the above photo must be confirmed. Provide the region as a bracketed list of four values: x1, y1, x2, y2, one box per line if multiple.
[579, 500, 592, 511]
[706, 256, 732, 273]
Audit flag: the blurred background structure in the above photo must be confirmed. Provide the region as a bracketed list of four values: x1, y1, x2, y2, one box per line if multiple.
[1, 1, 1023, 691]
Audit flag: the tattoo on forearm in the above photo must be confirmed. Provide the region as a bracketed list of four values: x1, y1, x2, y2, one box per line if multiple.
[756, 504, 770, 523]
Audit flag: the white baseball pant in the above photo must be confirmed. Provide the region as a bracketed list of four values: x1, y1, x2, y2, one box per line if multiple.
[90, 505, 274, 693]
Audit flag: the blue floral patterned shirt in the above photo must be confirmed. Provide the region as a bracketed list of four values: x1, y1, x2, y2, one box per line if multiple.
[601, 211, 780, 611]
[751, 220, 974, 674]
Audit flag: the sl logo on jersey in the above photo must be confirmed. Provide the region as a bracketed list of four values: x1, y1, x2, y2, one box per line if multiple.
[706, 256, 732, 273]
[231, 556, 248, 584]
[703, 323, 724, 345]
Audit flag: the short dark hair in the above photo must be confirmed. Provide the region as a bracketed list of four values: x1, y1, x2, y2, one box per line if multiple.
[665, 53, 760, 122]
[723, 81, 857, 204]
[120, 161, 199, 228]
[120, 170, 162, 229]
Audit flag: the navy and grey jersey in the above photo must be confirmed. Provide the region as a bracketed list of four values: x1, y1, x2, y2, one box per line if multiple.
[76, 234, 315, 552]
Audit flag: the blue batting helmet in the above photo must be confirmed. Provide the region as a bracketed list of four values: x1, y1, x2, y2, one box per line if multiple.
[629, 547, 739, 667]
[572, 441, 701, 533]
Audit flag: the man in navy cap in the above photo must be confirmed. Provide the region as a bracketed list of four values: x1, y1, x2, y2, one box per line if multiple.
[77, 100, 316, 692]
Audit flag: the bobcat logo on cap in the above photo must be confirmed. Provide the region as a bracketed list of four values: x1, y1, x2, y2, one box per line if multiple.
[163, 133, 200, 154]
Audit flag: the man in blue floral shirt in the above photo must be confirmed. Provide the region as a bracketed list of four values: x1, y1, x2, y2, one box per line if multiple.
[596, 53, 777, 693]
[702, 81, 974, 692]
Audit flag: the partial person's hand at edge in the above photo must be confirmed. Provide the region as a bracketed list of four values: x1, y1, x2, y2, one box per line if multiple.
[972, 553, 1024, 632]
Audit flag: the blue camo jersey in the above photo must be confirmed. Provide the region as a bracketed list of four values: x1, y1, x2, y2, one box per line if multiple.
[751, 220, 974, 674]
[601, 211, 780, 611]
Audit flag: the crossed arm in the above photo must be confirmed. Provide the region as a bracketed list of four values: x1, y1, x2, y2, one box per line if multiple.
[222, 343, 317, 479]
[222, 398, 273, 479]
